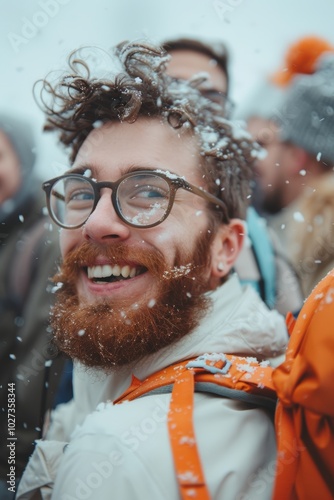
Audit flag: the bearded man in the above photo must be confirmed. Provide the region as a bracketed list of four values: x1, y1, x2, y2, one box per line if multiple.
[17, 41, 288, 500]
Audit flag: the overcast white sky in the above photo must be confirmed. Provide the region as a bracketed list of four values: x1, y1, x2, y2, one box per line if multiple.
[1, 0, 334, 178]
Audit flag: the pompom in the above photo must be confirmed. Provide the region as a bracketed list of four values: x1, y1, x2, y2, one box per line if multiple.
[271, 36, 334, 86]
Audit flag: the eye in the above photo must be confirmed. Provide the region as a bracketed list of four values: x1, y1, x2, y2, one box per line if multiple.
[200, 89, 226, 104]
[62, 178, 94, 206]
[67, 189, 94, 202]
[256, 128, 276, 146]
[133, 185, 167, 199]
[118, 174, 171, 212]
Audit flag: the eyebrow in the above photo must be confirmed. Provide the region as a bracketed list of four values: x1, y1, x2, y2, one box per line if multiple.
[66, 164, 97, 176]
[67, 163, 183, 179]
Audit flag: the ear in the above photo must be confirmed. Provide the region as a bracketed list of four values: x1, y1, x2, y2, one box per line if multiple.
[208, 219, 245, 289]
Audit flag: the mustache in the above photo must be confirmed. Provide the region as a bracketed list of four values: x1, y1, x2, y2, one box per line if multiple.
[66, 241, 164, 269]
[54, 241, 199, 287]
[54, 241, 164, 284]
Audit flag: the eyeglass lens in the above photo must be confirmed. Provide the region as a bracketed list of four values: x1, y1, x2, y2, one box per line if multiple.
[49, 173, 171, 228]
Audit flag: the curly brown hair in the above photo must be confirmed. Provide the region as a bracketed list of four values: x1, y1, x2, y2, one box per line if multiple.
[35, 40, 260, 220]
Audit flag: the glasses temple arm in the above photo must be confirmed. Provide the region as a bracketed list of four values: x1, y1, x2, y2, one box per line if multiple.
[50, 189, 65, 202]
[183, 182, 230, 222]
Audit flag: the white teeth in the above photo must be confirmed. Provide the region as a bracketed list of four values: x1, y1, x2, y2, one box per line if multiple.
[121, 265, 130, 278]
[112, 265, 121, 276]
[87, 264, 138, 280]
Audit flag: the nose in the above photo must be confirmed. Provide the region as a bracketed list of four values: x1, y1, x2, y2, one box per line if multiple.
[82, 191, 131, 242]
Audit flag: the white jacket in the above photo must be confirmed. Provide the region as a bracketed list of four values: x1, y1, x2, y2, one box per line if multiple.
[17, 274, 288, 500]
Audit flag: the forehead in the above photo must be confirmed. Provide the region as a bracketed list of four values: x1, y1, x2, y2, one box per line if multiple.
[166, 49, 227, 93]
[73, 117, 200, 181]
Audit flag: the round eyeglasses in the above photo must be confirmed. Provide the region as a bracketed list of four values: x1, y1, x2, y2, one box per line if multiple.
[42, 170, 229, 229]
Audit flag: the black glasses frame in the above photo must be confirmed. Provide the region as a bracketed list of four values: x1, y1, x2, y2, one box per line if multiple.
[42, 170, 229, 229]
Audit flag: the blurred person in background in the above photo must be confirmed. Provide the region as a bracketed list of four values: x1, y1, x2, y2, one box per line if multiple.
[163, 36, 303, 316]
[0, 113, 65, 498]
[243, 37, 334, 297]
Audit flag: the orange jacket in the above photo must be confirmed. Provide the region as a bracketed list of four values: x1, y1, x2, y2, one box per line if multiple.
[272, 270, 334, 499]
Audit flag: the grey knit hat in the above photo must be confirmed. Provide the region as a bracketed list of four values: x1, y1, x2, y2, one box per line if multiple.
[0, 113, 38, 224]
[278, 54, 334, 164]
[0, 113, 37, 177]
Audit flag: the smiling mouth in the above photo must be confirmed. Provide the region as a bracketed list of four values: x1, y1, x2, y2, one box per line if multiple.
[85, 264, 147, 283]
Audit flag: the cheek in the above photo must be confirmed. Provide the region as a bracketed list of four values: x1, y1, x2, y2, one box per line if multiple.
[59, 228, 81, 258]
[259, 148, 277, 176]
[0, 161, 21, 197]
[153, 215, 210, 256]
[149, 231, 178, 264]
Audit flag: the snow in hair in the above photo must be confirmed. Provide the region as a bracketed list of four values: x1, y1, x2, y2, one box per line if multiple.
[35, 40, 260, 219]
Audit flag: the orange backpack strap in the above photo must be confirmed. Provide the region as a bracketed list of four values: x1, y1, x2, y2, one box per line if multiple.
[115, 354, 276, 409]
[113, 360, 190, 403]
[168, 368, 210, 500]
[285, 310, 296, 336]
[115, 353, 276, 500]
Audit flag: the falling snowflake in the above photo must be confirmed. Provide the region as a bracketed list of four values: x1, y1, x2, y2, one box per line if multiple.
[293, 211, 304, 222]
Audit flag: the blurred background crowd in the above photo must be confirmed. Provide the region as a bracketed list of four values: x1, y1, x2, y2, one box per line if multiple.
[1, 0, 334, 180]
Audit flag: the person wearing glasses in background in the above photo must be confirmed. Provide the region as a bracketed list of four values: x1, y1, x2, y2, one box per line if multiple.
[17, 40, 288, 499]
[163, 37, 303, 317]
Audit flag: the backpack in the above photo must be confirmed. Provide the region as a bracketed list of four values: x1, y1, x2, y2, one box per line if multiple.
[245, 206, 276, 308]
[272, 270, 334, 499]
[114, 270, 334, 500]
[242, 207, 303, 317]
[114, 353, 276, 500]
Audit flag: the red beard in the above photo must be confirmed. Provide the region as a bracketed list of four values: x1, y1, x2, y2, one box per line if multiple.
[51, 232, 214, 371]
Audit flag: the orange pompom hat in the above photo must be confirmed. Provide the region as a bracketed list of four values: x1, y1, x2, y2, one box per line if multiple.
[271, 36, 334, 86]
